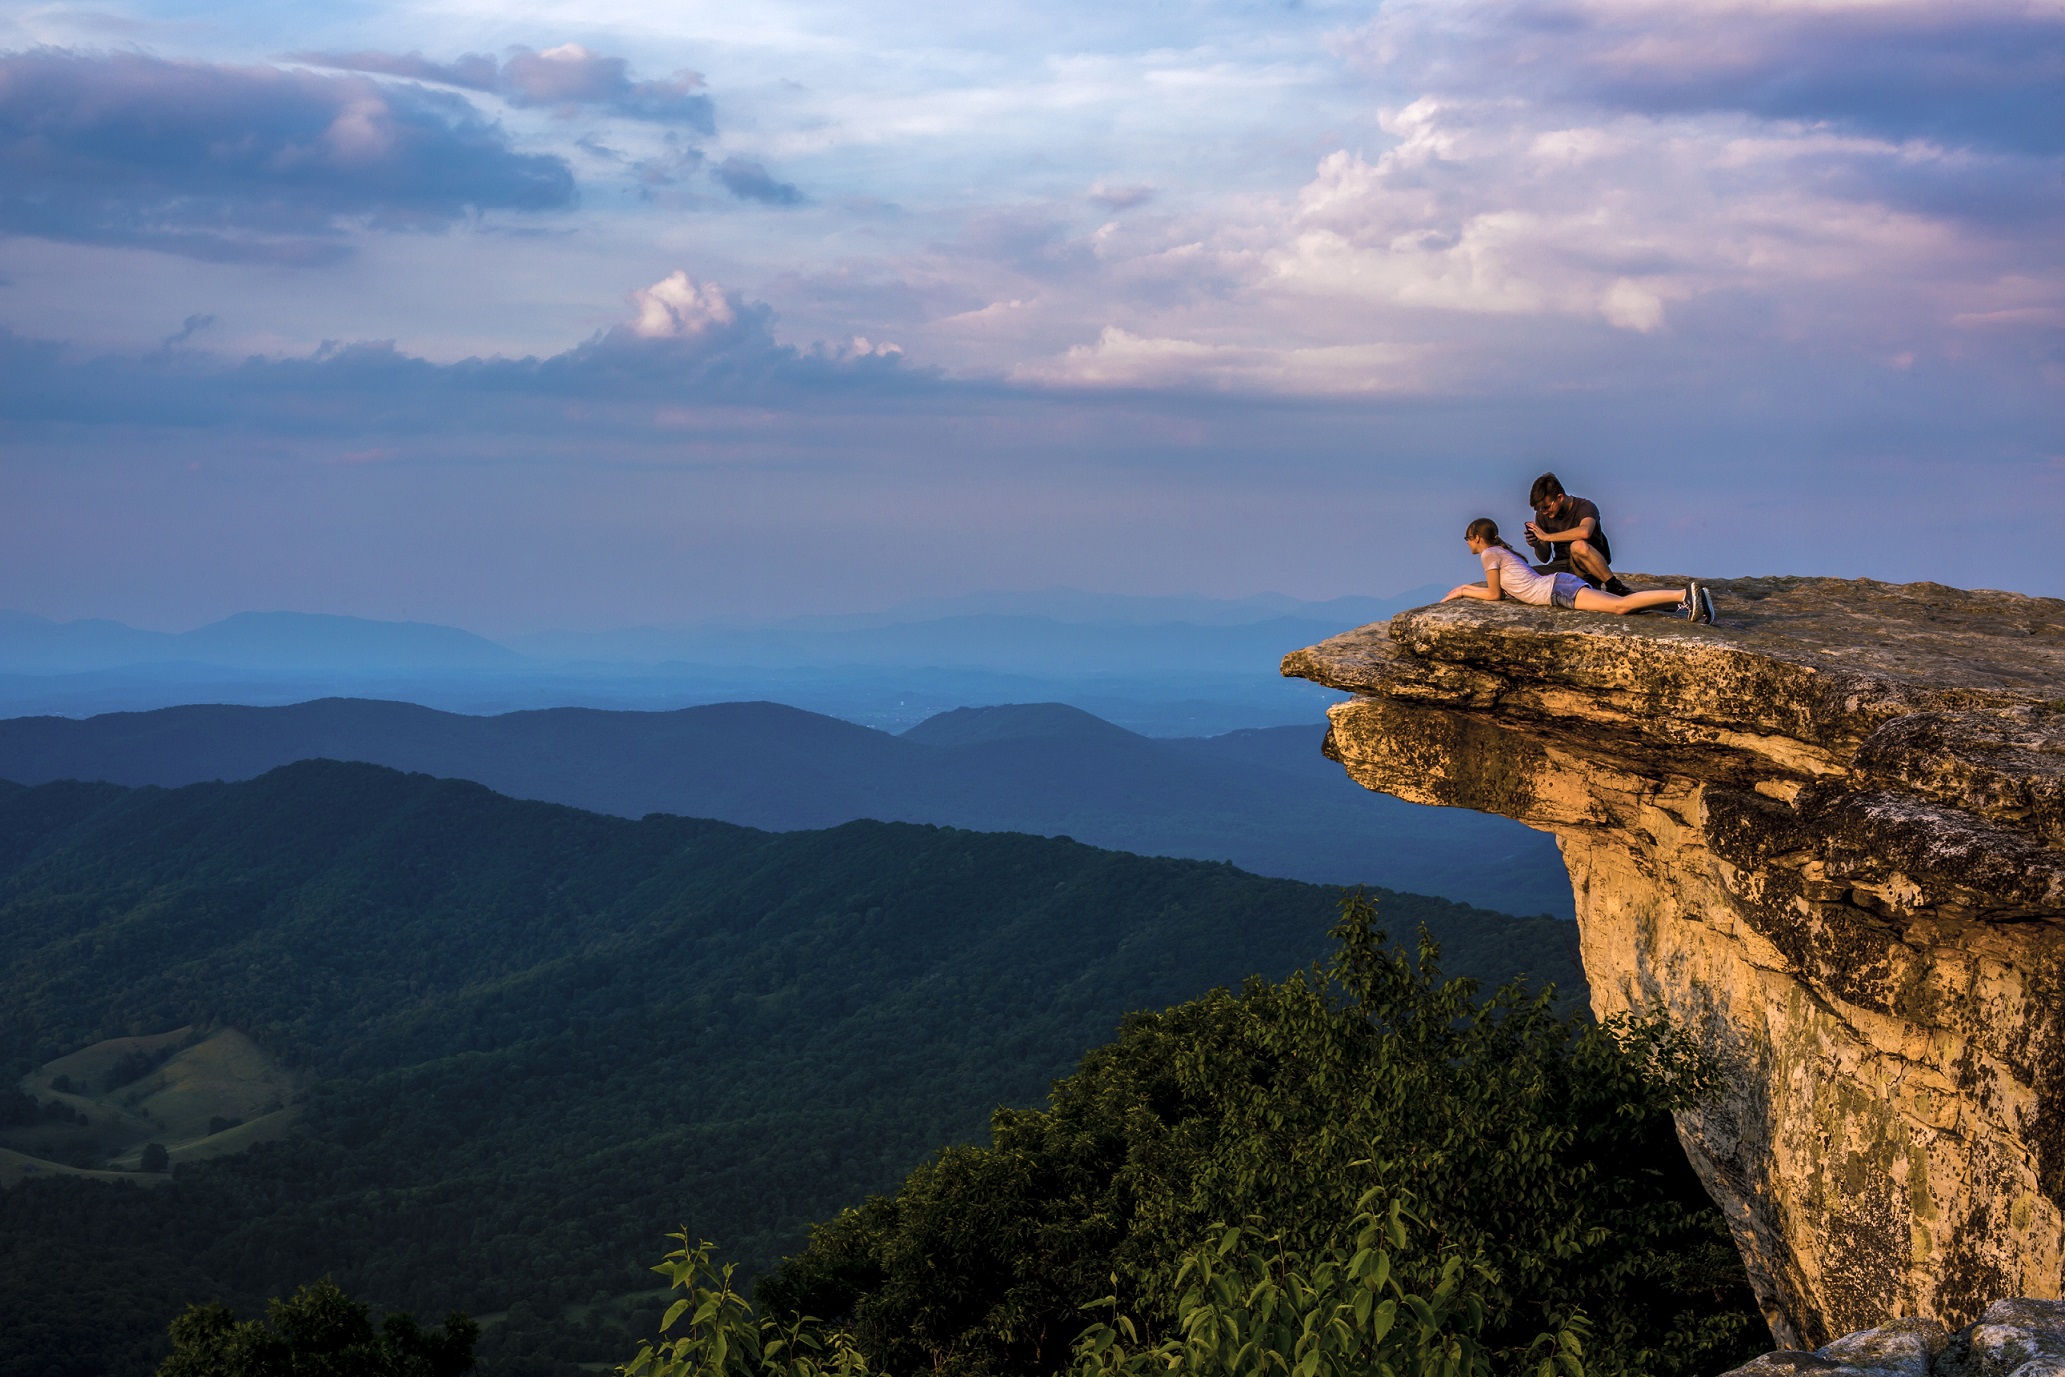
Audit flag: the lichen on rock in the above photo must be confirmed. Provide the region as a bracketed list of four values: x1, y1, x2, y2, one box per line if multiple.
[1282, 576, 2065, 1348]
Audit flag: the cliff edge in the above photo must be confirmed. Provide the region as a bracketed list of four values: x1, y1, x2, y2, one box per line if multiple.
[1282, 576, 2065, 1348]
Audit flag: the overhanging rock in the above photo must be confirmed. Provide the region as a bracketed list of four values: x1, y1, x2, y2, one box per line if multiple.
[1282, 576, 2065, 1348]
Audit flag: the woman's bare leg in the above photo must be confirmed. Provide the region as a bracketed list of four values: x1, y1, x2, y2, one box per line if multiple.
[1571, 586, 1688, 615]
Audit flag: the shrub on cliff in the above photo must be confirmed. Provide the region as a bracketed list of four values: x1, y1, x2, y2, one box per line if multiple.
[627, 1199, 1578, 1377]
[754, 891, 1764, 1377]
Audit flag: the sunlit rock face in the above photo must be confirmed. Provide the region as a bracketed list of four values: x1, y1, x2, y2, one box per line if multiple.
[1282, 577, 2065, 1348]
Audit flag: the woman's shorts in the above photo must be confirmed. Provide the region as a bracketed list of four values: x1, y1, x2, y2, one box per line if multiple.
[1549, 573, 1587, 609]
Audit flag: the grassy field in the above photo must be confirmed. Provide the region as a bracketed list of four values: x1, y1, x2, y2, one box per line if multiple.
[0, 1145, 151, 1189]
[5, 1028, 295, 1174]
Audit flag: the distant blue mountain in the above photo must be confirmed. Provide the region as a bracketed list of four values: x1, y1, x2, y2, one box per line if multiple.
[0, 612, 180, 671]
[174, 612, 523, 671]
[0, 610, 520, 673]
[0, 661, 1345, 736]
[899, 701, 1141, 748]
[0, 696, 1571, 917]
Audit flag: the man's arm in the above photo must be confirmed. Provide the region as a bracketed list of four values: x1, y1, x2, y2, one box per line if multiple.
[1526, 514, 1598, 545]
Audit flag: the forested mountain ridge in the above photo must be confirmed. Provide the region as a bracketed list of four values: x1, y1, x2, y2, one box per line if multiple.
[0, 762, 1580, 1377]
[0, 697, 1570, 915]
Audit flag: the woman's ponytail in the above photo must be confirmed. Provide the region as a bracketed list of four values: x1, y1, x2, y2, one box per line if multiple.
[1465, 517, 1516, 552]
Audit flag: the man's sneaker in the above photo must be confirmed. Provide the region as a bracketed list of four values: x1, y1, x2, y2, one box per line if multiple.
[1605, 577, 1634, 597]
[1696, 583, 1718, 625]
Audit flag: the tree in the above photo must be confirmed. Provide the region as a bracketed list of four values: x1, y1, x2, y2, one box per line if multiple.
[158, 1279, 478, 1377]
[140, 1142, 170, 1173]
[0, 1087, 39, 1127]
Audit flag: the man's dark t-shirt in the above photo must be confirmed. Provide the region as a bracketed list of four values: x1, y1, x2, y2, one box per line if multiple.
[1528, 496, 1612, 566]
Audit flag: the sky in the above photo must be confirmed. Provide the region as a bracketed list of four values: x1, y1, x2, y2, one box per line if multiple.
[0, 0, 2060, 633]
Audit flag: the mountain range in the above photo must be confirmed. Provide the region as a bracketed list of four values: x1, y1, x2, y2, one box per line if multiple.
[0, 697, 1571, 917]
[0, 588, 1446, 733]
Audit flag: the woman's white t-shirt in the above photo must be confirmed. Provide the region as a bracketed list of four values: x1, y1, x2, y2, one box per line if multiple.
[1481, 545, 1557, 606]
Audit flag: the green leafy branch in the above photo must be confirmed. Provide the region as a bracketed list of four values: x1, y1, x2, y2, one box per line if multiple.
[621, 1234, 870, 1377]
[1073, 1191, 1587, 1377]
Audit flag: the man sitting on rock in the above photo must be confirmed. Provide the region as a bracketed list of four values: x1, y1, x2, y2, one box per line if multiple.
[1524, 472, 1633, 597]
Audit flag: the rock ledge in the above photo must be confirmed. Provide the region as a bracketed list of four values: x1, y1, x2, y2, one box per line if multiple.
[1283, 576, 2065, 1346]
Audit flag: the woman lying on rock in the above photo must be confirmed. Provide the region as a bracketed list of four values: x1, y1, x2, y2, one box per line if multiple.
[1445, 518, 1716, 622]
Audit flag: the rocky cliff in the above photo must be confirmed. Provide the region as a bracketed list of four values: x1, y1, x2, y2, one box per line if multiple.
[1282, 577, 2065, 1348]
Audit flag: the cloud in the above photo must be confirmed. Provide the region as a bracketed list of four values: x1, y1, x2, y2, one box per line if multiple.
[1297, 0, 2065, 337]
[161, 314, 215, 348]
[1345, 0, 2065, 155]
[0, 49, 574, 262]
[1245, 99, 2031, 348]
[933, 0, 2061, 397]
[1256, 107, 1723, 330]
[0, 272, 920, 436]
[7, 1, 2056, 411]
[712, 156, 804, 205]
[505, 45, 712, 126]
[626, 271, 746, 340]
[288, 49, 500, 92]
[634, 143, 708, 188]
[298, 44, 713, 129]
[1582, 1, 2063, 157]
[1088, 182, 1155, 211]
[1014, 326, 1428, 394]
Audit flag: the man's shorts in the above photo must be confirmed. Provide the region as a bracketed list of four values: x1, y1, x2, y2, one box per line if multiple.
[1549, 573, 1587, 609]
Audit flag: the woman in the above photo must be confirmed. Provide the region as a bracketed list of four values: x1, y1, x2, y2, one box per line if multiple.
[1444, 518, 1715, 622]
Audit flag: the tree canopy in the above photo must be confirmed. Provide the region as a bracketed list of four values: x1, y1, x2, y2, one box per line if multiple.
[159, 1280, 477, 1377]
[755, 893, 1763, 1377]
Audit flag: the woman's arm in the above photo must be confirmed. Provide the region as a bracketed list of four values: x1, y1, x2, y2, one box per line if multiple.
[1441, 567, 1503, 601]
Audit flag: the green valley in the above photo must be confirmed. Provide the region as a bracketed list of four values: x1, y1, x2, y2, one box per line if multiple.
[0, 761, 1581, 1377]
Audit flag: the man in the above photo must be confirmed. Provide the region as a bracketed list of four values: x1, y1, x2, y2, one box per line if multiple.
[1523, 472, 1633, 597]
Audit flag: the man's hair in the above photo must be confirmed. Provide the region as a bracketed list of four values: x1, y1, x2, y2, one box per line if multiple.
[1529, 473, 1565, 508]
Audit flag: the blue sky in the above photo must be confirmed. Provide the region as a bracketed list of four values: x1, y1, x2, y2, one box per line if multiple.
[1, 0, 2060, 632]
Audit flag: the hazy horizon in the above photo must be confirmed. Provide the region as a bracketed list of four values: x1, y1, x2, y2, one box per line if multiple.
[0, 584, 1444, 640]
